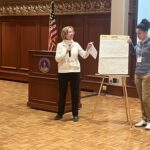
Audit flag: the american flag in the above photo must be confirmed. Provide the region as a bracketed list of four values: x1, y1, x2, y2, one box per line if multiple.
[48, 0, 57, 51]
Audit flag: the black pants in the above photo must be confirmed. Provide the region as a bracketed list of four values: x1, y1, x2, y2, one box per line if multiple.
[57, 72, 80, 117]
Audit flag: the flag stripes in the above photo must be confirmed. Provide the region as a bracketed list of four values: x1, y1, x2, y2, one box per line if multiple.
[48, 0, 57, 51]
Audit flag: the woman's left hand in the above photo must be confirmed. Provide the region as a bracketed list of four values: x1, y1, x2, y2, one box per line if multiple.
[86, 42, 93, 50]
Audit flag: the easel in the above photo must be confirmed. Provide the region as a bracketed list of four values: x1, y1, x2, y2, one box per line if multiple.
[91, 74, 132, 127]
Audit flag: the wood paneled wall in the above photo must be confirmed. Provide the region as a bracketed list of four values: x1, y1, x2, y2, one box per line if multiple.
[128, 0, 138, 86]
[0, 16, 49, 81]
[0, 0, 138, 97]
[0, 14, 110, 82]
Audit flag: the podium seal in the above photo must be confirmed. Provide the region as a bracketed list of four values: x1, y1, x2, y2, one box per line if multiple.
[39, 57, 50, 73]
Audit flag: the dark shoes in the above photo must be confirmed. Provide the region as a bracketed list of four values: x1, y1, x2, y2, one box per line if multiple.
[54, 114, 79, 122]
[73, 116, 79, 122]
[54, 114, 63, 120]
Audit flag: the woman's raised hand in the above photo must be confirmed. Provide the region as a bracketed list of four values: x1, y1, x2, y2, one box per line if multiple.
[127, 38, 132, 44]
[86, 42, 94, 50]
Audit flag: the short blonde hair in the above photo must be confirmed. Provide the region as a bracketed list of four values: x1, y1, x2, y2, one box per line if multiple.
[61, 26, 74, 40]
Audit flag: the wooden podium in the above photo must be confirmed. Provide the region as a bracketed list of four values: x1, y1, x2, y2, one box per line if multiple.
[27, 50, 72, 112]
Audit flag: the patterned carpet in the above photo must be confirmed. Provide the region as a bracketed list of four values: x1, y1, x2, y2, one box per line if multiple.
[0, 80, 150, 150]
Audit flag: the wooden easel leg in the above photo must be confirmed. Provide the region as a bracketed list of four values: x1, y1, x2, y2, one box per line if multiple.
[122, 77, 132, 127]
[122, 77, 129, 122]
[98, 77, 105, 96]
[91, 77, 105, 119]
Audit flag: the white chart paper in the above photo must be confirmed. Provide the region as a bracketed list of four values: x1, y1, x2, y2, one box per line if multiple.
[98, 35, 129, 74]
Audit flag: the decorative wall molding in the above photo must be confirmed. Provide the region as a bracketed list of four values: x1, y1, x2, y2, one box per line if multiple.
[0, 0, 111, 16]
[0, 0, 51, 16]
[55, 0, 111, 15]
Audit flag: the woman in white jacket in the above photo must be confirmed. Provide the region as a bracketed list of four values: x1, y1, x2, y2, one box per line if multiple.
[55, 26, 92, 122]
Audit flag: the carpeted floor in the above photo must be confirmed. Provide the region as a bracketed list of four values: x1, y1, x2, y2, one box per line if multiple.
[0, 79, 150, 150]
